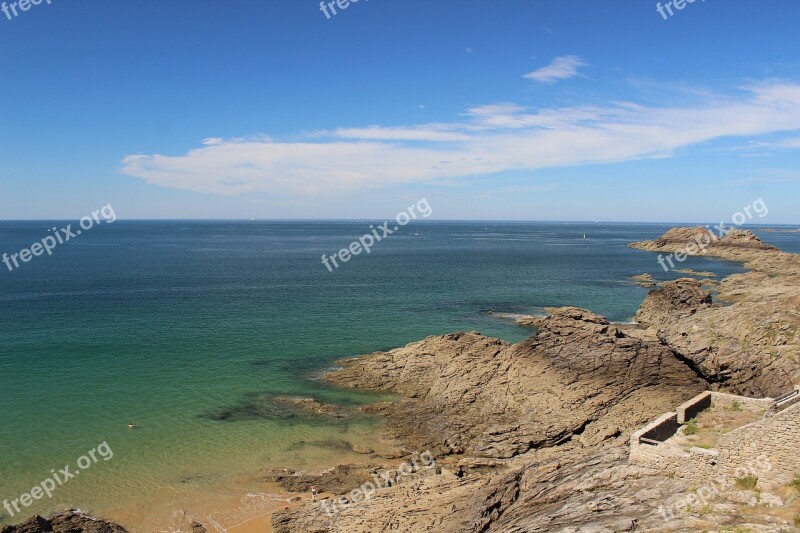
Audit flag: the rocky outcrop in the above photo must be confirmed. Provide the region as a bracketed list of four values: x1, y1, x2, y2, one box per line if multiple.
[630, 227, 797, 280]
[634, 278, 713, 326]
[630, 226, 778, 254]
[326, 307, 705, 460]
[267, 306, 709, 531]
[630, 228, 800, 396]
[0, 511, 128, 533]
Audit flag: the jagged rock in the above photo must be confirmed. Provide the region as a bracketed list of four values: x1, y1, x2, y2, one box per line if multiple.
[325, 307, 704, 459]
[375, 449, 408, 459]
[655, 296, 799, 396]
[0, 511, 127, 533]
[722, 228, 779, 250]
[630, 228, 800, 395]
[635, 278, 713, 326]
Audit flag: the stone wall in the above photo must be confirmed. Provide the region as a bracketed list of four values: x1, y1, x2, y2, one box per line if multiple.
[631, 412, 680, 444]
[629, 390, 800, 489]
[717, 401, 800, 487]
[629, 440, 720, 480]
[676, 391, 711, 424]
[709, 391, 773, 413]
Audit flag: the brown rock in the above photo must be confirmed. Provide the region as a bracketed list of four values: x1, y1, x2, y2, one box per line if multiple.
[325, 308, 704, 459]
[635, 277, 713, 326]
[0, 511, 127, 533]
[630, 227, 800, 395]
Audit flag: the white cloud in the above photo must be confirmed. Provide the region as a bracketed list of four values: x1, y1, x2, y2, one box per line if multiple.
[523, 55, 586, 84]
[120, 82, 800, 196]
[729, 134, 800, 155]
[334, 126, 471, 142]
[779, 138, 800, 148]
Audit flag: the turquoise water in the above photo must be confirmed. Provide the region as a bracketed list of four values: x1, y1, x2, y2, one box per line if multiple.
[0, 221, 791, 528]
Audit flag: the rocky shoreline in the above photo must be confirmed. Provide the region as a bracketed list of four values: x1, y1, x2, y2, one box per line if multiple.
[269, 227, 799, 532]
[5, 228, 799, 532]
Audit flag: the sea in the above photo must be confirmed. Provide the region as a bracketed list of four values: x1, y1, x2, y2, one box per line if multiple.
[1, 220, 798, 530]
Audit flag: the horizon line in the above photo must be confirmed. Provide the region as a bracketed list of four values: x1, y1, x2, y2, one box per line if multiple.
[1, 218, 799, 226]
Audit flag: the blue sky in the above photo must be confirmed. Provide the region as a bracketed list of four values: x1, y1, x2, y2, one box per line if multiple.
[1, 0, 799, 222]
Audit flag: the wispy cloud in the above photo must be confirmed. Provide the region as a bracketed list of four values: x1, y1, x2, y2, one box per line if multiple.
[752, 137, 800, 149]
[729, 135, 800, 156]
[523, 55, 586, 84]
[334, 126, 471, 142]
[778, 137, 800, 148]
[120, 82, 800, 196]
[732, 169, 800, 186]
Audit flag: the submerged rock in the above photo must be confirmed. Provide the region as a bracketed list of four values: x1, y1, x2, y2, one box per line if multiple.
[631, 273, 656, 287]
[203, 393, 351, 422]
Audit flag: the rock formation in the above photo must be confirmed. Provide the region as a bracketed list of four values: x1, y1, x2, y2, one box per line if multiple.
[634, 277, 713, 326]
[632, 228, 800, 396]
[0, 511, 128, 533]
[326, 307, 705, 459]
